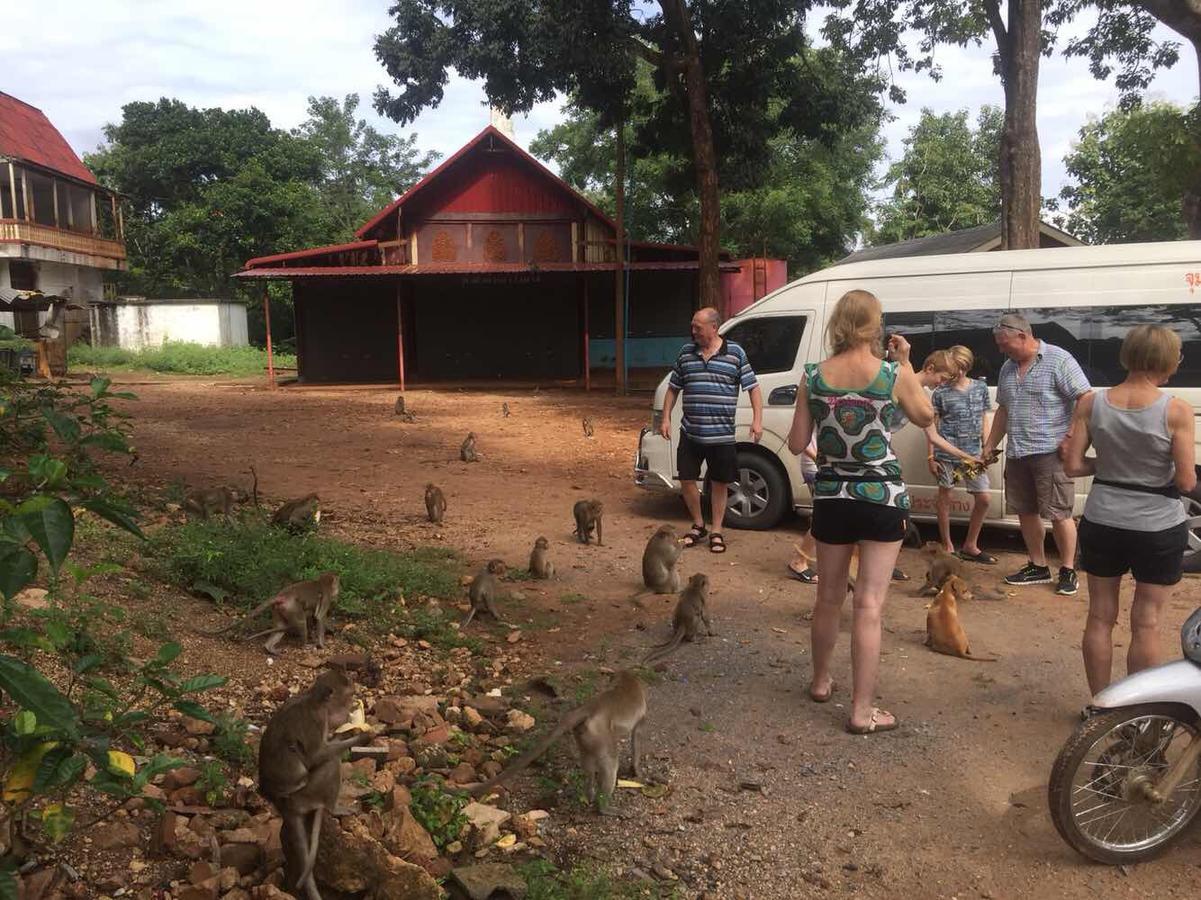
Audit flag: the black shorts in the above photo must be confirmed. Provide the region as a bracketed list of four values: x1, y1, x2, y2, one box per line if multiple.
[677, 433, 738, 484]
[1078, 518, 1187, 586]
[811, 498, 909, 545]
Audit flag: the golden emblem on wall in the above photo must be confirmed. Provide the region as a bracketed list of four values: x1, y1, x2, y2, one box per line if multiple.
[483, 229, 507, 263]
[431, 229, 458, 262]
[532, 230, 561, 263]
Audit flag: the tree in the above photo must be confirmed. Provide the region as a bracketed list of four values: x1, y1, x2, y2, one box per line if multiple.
[1055, 101, 1200, 242]
[295, 95, 440, 240]
[372, 0, 859, 307]
[1051, 1, 1201, 235]
[87, 99, 331, 299]
[826, 1, 1048, 249]
[530, 56, 884, 273]
[873, 107, 1003, 244]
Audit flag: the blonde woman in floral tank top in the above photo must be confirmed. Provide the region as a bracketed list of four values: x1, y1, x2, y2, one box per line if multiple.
[788, 290, 934, 735]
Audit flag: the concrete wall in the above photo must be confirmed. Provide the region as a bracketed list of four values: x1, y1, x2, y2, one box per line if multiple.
[0, 258, 102, 333]
[90, 302, 249, 350]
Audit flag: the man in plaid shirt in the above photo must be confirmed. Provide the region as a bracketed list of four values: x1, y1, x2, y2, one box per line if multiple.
[983, 313, 1092, 596]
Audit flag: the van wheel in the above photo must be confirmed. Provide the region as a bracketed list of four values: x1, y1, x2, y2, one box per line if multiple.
[1182, 492, 1201, 574]
[720, 451, 789, 531]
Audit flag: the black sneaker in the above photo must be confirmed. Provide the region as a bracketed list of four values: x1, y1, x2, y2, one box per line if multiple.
[1055, 567, 1079, 596]
[1004, 561, 1052, 586]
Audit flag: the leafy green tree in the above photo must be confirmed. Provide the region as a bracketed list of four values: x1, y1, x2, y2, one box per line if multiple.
[87, 99, 331, 299]
[873, 107, 1003, 244]
[530, 59, 884, 274]
[1055, 101, 1200, 243]
[295, 95, 440, 240]
[372, 0, 872, 306]
[825, 1, 1048, 249]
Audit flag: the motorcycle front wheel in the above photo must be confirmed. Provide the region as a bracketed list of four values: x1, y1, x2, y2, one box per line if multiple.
[1049, 703, 1201, 865]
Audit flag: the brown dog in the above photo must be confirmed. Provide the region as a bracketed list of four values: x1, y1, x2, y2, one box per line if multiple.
[925, 576, 998, 661]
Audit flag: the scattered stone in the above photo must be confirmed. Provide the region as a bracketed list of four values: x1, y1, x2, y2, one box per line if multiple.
[219, 841, 262, 876]
[449, 763, 477, 785]
[506, 630, 522, 644]
[463, 802, 511, 848]
[164, 767, 202, 790]
[93, 820, 141, 850]
[315, 816, 440, 899]
[462, 707, 485, 729]
[182, 716, 216, 736]
[449, 862, 528, 900]
[13, 587, 49, 610]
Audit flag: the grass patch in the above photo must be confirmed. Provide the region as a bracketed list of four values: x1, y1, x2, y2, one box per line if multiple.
[520, 859, 681, 899]
[147, 519, 462, 631]
[559, 592, 587, 605]
[68, 340, 297, 377]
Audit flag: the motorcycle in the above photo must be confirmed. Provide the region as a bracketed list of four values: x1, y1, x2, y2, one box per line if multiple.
[1048, 607, 1201, 864]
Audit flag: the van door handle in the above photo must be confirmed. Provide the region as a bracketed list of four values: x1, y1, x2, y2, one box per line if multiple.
[768, 386, 797, 406]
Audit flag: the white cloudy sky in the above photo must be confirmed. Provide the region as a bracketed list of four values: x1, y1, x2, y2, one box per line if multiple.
[3, 0, 1197, 205]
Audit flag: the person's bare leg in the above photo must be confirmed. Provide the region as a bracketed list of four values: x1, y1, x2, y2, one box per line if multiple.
[1083, 574, 1121, 695]
[1018, 513, 1048, 567]
[1051, 516, 1078, 570]
[810, 541, 854, 700]
[848, 539, 903, 729]
[681, 480, 704, 530]
[1128, 581, 1169, 678]
[936, 487, 953, 553]
[962, 492, 989, 555]
[709, 481, 729, 535]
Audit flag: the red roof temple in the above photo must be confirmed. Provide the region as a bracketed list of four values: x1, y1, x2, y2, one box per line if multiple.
[238, 125, 781, 387]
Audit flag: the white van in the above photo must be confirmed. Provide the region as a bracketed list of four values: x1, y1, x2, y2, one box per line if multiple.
[633, 240, 1201, 569]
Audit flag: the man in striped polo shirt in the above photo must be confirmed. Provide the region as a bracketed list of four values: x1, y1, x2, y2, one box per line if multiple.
[659, 307, 763, 553]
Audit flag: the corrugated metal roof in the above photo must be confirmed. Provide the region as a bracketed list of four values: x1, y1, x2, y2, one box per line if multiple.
[235, 260, 741, 279]
[839, 220, 1083, 264]
[0, 93, 97, 185]
[244, 239, 379, 269]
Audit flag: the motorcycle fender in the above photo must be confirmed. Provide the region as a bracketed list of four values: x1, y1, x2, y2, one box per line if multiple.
[1092, 659, 1201, 720]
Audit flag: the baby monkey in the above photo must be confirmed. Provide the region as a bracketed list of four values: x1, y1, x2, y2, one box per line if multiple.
[460, 432, 479, 462]
[424, 484, 446, 524]
[572, 499, 604, 545]
[642, 573, 713, 665]
[462, 559, 509, 627]
[529, 537, 555, 579]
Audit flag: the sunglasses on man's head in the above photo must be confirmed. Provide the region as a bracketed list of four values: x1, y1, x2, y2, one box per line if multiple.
[991, 323, 1024, 335]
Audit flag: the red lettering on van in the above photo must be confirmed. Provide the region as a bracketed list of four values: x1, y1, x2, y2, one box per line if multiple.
[1187, 272, 1201, 293]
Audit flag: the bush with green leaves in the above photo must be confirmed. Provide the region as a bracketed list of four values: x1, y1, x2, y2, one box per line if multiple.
[408, 776, 468, 851]
[148, 519, 461, 623]
[67, 341, 297, 377]
[0, 373, 224, 892]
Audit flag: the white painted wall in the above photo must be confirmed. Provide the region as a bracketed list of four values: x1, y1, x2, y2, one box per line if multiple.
[91, 301, 249, 350]
[0, 258, 101, 332]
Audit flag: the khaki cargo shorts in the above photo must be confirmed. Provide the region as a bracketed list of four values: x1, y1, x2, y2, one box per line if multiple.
[1004, 451, 1075, 521]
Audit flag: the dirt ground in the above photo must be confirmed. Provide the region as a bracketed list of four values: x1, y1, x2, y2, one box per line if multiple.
[109, 377, 1201, 899]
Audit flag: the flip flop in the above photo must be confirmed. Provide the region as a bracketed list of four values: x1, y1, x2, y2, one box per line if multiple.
[786, 566, 819, 584]
[845, 708, 899, 735]
[809, 680, 835, 703]
[682, 525, 707, 548]
[956, 549, 998, 565]
[891, 568, 910, 582]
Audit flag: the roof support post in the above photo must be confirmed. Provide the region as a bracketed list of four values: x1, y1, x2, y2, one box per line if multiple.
[613, 123, 626, 395]
[582, 274, 591, 392]
[396, 282, 407, 392]
[263, 284, 276, 390]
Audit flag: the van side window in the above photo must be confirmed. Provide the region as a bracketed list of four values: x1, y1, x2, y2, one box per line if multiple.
[723, 316, 807, 375]
[886, 309, 1009, 385]
[1020, 304, 1201, 388]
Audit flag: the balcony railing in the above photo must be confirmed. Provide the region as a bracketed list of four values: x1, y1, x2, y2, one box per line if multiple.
[0, 219, 125, 263]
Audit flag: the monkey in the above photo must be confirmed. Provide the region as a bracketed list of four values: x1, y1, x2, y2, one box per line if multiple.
[460, 432, 479, 463]
[502, 402, 511, 418]
[272, 494, 320, 533]
[918, 542, 964, 596]
[925, 576, 998, 661]
[639, 525, 682, 595]
[424, 484, 446, 524]
[529, 536, 555, 579]
[572, 499, 604, 546]
[202, 573, 339, 655]
[247, 465, 259, 508]
[394, 395, 406, 416]
[642, 573, 714, 665]
[182, 486, 236, 520]
[468, 669, 646, 815]
[462, 559, 508, 627]
[582, 416, 594, 438]
[259, 668, 374, 898]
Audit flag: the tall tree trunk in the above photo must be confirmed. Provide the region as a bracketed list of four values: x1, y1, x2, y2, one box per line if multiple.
[1188, 39, 1201, 239]
[660, 0, 721, 306]
[614, 123, 626, 394]
[997, 0, 1042, 250]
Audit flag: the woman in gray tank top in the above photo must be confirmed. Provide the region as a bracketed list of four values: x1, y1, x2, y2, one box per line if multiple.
[1064, 325, 1197, 695]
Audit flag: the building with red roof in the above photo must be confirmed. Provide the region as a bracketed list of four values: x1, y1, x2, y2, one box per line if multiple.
[238, 124, 783, 386]
[0, 92, 126, 364]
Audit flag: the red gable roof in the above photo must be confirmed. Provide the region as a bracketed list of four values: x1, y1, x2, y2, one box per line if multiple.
[356, 125, 614, 240]
[0, 93, 97, 185]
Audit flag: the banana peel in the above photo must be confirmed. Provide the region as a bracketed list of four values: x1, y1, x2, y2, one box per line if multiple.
[334, 700, 372, 735]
